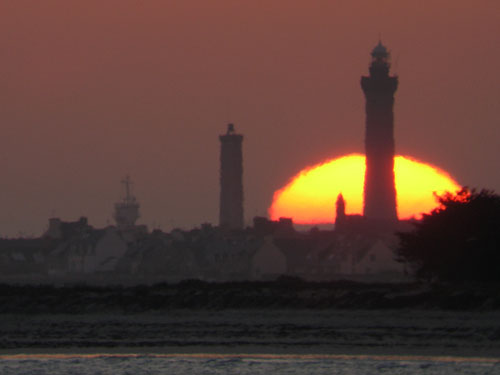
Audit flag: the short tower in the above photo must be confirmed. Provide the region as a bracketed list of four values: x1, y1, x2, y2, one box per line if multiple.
[361, 41, 398, 221]
[219, 124, 244, 229]
[335, 193, 346, 227]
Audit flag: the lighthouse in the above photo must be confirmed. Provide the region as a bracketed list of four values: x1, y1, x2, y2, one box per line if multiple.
[219, 123, 244, 229]
[361, 41, 399, 221]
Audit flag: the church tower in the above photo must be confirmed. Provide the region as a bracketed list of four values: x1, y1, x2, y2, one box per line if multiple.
[219, 123, 244, 229]
[361, 41, 398, 221]
[335, 193, 346, 227]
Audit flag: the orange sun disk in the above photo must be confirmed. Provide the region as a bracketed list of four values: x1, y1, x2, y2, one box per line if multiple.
[269, 154, 461, 224]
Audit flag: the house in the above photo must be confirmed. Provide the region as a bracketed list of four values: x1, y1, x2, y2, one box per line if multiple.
[252, 235, 286, 279]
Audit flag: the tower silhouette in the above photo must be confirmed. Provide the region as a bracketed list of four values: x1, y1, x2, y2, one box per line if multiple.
[219, 124, 244, 229]
[361, 41, 398, 221]
[335, 193, 346, 227]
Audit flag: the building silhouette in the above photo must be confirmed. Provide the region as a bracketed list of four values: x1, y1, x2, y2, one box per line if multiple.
[219, 124, 244, 229]
[361, 41, 398, 221]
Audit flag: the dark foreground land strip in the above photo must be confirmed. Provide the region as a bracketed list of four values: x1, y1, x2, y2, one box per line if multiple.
[0, 279, 500, 313]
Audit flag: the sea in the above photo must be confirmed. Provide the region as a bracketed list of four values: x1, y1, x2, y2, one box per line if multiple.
[1, 353, 499, 375]
[1, 310, 499, 374]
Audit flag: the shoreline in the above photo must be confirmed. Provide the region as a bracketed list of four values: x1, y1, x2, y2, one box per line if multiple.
[1, 349, 500, 360]
[1, 280, 500, 313]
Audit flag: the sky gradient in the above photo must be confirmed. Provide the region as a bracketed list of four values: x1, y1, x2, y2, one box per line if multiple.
[0, 1, 499, 236]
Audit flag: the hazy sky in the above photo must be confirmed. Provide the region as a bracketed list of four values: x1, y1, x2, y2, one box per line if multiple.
[0, 1, 499, 236]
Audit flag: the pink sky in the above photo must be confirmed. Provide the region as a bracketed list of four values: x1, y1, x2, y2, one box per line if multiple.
[0, 1, 499, 236]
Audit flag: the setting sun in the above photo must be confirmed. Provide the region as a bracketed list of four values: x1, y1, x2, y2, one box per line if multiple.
[269, 154, 461, 224]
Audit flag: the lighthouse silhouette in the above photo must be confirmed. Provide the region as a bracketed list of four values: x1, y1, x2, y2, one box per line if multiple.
[219, 123, 244, 229]
[361, 41, 398, 222]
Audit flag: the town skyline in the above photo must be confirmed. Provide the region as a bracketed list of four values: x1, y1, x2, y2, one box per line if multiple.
[0, 1, 499, 236]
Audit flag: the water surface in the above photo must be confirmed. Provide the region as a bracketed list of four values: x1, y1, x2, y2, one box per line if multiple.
[1, 353, 499, 375]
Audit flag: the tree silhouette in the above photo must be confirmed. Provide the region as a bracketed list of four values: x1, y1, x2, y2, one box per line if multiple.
[397, 188, 500, 282]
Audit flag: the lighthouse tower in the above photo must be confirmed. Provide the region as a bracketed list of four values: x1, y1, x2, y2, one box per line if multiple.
[219, 123, 244, 229]
[361, 41, 398, 221]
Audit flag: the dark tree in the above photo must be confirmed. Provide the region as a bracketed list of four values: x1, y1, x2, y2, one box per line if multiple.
[396, 188, 500, 282]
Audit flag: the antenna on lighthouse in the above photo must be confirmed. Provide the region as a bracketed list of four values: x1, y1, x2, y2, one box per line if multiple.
[121, 175, 135, 203]
[114, 175, 140, 228]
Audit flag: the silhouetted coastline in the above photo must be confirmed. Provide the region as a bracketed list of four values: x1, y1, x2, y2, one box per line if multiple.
[1, 279, 499, 314]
